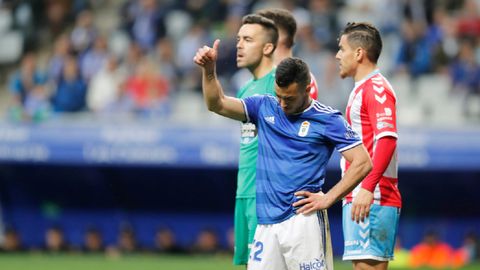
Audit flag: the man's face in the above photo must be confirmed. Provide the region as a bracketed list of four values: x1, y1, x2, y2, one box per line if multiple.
[236, 24, 268, 69]
[275, 82, 310, 115]
[335, 34, 358, 79]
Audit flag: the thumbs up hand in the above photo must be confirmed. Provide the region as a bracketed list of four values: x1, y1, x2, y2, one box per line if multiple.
[193, 39, 221, 71]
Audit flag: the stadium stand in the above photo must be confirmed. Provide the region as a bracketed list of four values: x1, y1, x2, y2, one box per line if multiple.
[0, 0, 479, 260]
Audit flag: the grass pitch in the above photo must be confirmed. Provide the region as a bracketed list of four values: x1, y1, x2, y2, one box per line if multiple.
[0, 254, 478, 270]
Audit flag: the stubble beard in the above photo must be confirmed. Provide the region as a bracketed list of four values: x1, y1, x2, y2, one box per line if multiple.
[339, 68, 348, 79]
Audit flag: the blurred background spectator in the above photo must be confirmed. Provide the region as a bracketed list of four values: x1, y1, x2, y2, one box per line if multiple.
[452, 232, 480, 268]
[8, 52, 48, 121]
[123, 58, 170, 116]
[70, 9, 97, 55]
[0, 226, 23, 253]
[409, 230, 454, 269]
[82, 226, 104, 253]
[50, 55, 87, 112]
[86, 55, 125, 113]
[154, 226, 185, 254]
[43, 226, 70, 253]
[116, 223, 138, 254]
[191, 227, 221, 255]
[449, 38, 480, 118]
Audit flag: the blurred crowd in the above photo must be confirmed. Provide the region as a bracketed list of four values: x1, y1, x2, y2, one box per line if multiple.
[391, 230, 480, 269]
[0, 224, 234, 256]
[0, 0, 480, 123]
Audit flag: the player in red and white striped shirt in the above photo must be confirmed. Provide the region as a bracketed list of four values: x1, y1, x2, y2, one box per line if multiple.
[336, 22, 402, 270]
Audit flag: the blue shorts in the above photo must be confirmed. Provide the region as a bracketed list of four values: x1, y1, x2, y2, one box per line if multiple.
[342, 203, 400, 261]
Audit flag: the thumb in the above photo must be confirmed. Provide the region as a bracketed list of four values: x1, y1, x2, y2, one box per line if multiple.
[212, 39, 220, 52]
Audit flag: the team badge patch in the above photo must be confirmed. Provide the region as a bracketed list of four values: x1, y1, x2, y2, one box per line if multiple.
[240, 122, 257, 144]
[298, 121, 310, 137]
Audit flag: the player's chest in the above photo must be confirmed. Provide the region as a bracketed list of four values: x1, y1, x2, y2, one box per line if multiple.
[346, 89, 364, 122]
[259, 113, 325, 143]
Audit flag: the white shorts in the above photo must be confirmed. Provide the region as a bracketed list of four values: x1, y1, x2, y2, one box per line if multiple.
[248, 210, 333, 270]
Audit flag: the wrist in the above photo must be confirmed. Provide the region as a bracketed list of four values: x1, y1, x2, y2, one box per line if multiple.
[360, 181, 376, 192]
[204, 66, 216, 80]
[322, 193, 336, 208]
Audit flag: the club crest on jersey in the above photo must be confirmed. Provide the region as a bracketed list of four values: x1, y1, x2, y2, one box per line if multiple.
[298, 121, 310, 137]
[384, 107, 392, 116]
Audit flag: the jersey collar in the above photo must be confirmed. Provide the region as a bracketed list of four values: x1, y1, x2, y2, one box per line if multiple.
[289, 98, 315, 116]
[354, 69, 380, 90]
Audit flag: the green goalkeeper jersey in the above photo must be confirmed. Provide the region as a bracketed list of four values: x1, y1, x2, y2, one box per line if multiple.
[236, 69, 276, 198]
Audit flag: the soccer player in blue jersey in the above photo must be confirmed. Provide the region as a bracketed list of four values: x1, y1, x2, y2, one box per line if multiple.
[194, 43, 372, 269]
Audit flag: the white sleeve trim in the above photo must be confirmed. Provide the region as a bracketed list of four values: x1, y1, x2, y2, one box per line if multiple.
[337, 140, 363, 153]
[376, 131, 398, 140]
[241, 99, 251, 123]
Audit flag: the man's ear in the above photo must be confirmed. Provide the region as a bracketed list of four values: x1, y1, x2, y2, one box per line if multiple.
[305, 84, 312, 95]
[355, 47, 364, 62]
[263, 43, 275, 56]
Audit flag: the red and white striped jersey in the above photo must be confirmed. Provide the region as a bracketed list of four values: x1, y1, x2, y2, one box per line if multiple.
[341, 70, 402, 207]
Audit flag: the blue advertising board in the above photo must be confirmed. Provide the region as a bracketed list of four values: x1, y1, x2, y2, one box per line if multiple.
[0, 122, 478, 170]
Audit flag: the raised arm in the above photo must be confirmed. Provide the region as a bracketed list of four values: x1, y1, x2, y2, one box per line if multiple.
[193, 39, 246, 121]
[293, 144, 372, 216]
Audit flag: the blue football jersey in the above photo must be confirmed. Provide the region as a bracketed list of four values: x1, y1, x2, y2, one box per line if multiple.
[242, 95, 362, 224]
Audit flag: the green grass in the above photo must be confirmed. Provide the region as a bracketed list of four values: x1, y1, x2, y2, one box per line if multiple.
[0, 254, 478, 270]
[0, 254, 238, 270]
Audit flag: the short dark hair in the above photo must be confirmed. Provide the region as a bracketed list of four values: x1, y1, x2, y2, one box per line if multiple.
[256, 8, 296, 48]
[275, 57, 310, 90]
[339, 22, 382, 63]
[242, 14, 279, 50]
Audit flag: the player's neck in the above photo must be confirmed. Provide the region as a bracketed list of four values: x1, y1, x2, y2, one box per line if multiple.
[250, 57, 274, 79]
[301, 97, 313, 112]
[292, 97, 313, 115]
[273, 48, 293, 66]
[353, 63, 378, 82]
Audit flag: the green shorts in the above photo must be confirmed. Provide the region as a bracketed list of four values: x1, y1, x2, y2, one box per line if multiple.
[233, 197, 257, 265]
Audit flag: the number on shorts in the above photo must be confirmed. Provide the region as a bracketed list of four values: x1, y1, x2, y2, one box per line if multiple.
[252, 240, 264, 262]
